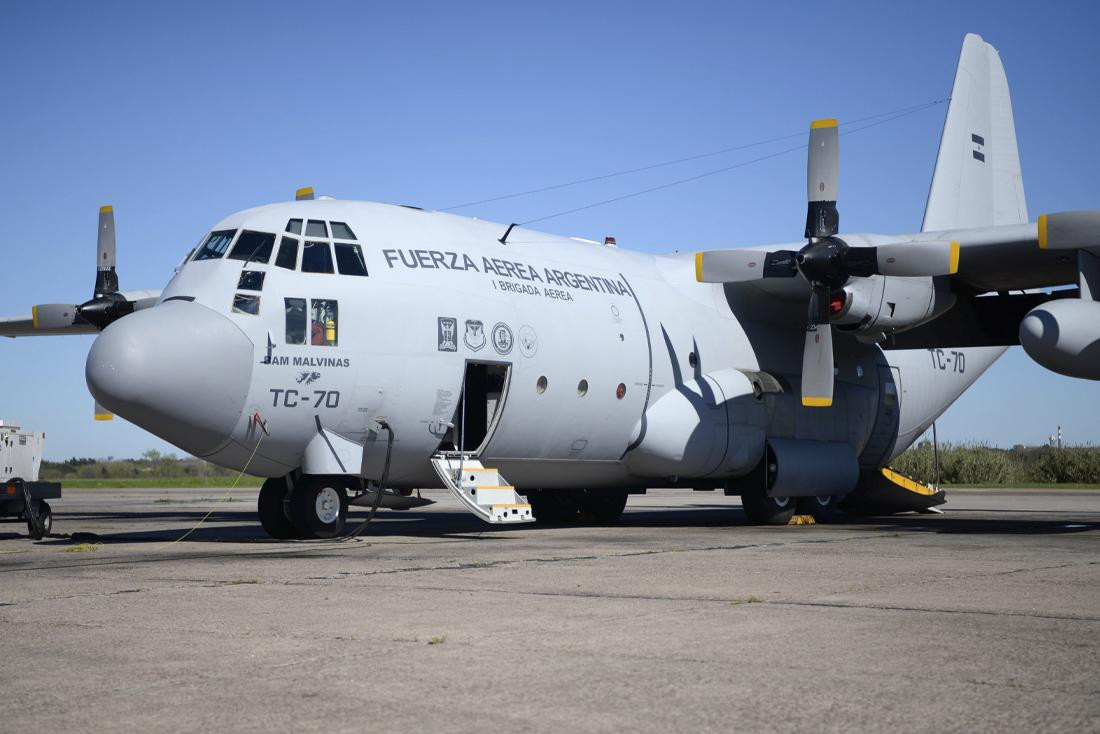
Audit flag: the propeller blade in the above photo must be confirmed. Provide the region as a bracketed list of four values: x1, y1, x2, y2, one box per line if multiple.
[95, 205, 119, 297]
[1037, 210, 1100, 250]
[94, 401, 114, 421]
[296, 186, 315, 201]
[31, 303, 80, 330]
[801, 284, 834, 408]
[805, 119, 839, 239]
[695, 249, 800, 283]
[847, 241, 960, 278]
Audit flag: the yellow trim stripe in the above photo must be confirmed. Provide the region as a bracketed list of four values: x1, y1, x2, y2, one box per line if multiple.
[99, 205, 113, 213]
[949, 240, 960, 274]
[295, 186, 314, 199]
[31, 305, 38, 330]
[1037, 213, 1048, 249]
[94, 413, 114, 421]
[881, 467, 936, 496]
[802, 396, 832, 408]
[695, 252, 704, 282]
[810, 118, 838, 129]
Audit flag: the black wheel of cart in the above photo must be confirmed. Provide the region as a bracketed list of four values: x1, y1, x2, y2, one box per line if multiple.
[35, 500, 53, 536]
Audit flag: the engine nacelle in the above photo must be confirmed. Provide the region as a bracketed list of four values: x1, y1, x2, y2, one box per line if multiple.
[832, 275, 952, 340]
[1019, 298, 1100, 380]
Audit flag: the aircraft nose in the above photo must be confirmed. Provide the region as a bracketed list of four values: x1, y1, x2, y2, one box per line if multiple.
[86, 300, 255, 456]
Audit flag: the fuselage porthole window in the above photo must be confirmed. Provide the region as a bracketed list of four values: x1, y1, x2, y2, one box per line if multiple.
[192, 229, 237, 261]
[335, 243, 368, 276]
[285, 297, 306, 344]
[275, 236, 299, 270]
[238, 271, 265, 291]
[232, 293, 260, 316]
[302, 241, 334, 274]
[286, 218, 303, 235]
[310, 299, 338, 346]
[227, 230, 276, 264]
[305, 219, 328, 238]
[330, 221, 356, 240]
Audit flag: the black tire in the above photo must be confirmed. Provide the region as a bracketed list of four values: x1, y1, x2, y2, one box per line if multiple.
[740, 487, 796, 525]
[258, 478, 297, 540]
[577, 490, 628, 523]
[797, 495, 838, 522]
[527, 490, 580, 525]
[38, 500, 52, 536]
[289, 476, 348, 539]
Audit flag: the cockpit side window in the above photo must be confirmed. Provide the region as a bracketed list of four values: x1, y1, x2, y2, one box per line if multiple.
[192, 230, 237, 261]
[238, 271, 265, 291]
[306, 219, 328, 238]
[301, 241, 334, 274]
[310, 299, 338, 346]
[275, 236, 299, 270]
[285, 298, 306, 344]
[334, 243, 368, 276]
[227, 231, 276, 263]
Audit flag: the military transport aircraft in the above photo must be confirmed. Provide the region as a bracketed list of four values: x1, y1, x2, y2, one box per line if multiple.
[3, 34, 1097, 539]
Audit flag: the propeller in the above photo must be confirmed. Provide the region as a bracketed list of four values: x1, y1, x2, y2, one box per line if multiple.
[33, 205, 136, 332]
[698, 119, 961, 408]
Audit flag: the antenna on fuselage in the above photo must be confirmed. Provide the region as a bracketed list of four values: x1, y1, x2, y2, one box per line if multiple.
[498, 222, 518, 245]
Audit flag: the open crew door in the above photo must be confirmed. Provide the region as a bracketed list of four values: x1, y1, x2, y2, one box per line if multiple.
[431, 361, 533, 524]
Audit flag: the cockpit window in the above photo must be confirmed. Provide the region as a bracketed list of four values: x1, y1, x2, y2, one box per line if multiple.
[286, 218, 303, 235]
[334, 243, 368, 276]
[306, 219, 328, 238]
[232, 293, 260, 315]
[192, 230, 237, 261]
[238, 271, 265, 291]
[227, 230, 276, 263]
[301, 241, 334, 274]
[330, 221, 356, 240]
[311, 299, 338, 346]
[285, 298, 306, 344]
[274, 236, 299, 270]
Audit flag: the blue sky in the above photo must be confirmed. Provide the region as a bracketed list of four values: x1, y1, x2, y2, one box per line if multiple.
[1, 1, 1098, 459]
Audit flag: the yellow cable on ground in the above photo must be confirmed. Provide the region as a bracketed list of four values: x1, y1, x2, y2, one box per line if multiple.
[171, 420, 267, 544]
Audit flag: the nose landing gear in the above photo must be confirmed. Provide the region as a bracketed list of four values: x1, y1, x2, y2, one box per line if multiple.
[257, 475, 348, 540]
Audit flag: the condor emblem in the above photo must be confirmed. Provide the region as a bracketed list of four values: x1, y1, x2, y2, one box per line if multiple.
[463, 319, 486, 351]
[437, 317, 458, 352]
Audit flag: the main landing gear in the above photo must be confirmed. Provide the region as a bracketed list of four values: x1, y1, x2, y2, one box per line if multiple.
[526, 489, 629, 525]
[258, 475, 348, 540]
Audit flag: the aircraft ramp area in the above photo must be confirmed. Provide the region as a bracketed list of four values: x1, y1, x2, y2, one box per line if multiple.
[0, 488, 1098, 732]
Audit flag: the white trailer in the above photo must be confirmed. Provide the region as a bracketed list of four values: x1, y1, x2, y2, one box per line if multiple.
[0, 421, 59, 538]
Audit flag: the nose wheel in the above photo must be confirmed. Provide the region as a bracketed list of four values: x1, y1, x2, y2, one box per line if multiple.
[288, 476, 348, 539]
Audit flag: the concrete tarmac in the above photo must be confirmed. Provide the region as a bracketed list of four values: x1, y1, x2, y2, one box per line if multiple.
[1, 487, 1097, 733]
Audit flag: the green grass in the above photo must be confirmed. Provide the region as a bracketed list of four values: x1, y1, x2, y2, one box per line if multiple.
[944, 483, 1100, 489]
[56, 476, 265, 489]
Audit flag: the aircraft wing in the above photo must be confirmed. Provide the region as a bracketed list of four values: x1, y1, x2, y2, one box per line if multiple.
[0, 289, 161, 338]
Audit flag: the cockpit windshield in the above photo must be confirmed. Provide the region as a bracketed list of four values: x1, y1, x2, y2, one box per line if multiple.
[192, 230, 237, 261]
[228, 231, 276, 263]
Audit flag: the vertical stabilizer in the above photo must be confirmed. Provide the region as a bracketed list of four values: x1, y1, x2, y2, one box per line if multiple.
[922, 34, 1028, 231]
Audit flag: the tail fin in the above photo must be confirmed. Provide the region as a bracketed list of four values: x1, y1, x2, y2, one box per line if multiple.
[922, 33, 1028, 231]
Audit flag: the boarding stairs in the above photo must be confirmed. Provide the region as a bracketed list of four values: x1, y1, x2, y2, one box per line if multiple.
[430, 452, 534, 524]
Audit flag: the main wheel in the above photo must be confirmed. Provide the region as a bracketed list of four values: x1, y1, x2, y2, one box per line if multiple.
[577, 490, 628, 523]
[527, 490, 580, 525]
[289, 476, 348, 539]
[258, 478, 297, 539]
[740, 488, 795, 525]
[797, 495, 838, 522]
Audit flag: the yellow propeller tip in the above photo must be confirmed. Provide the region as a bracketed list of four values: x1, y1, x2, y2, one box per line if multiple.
[99, 205, 113, 213]
[694, 252, 704, 282]
[810, 118, 838, 129]
[94, 413, 114, 421]
[802, 396, 833, 408]
[1037, 214, 1048, 249]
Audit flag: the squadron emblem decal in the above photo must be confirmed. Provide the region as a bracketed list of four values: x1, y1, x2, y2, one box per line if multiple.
[518, 325, 537, 357]
[464, 319, 486, 351]
[437, 317, 458, 352]
[296, 371, 322, 385]
[491, 322, 514, 355]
